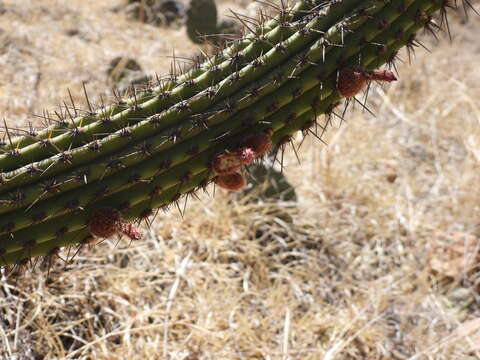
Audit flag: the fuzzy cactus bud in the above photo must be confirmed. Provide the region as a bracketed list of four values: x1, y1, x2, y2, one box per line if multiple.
[337, 66, 397, 98]
[244, 134, 272, 157]
[212, 147, 255, 175]
[88, 208, 142, 240]
[214, 172, 246, 191]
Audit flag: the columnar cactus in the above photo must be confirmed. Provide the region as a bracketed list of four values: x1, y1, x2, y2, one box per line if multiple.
[0, 0, 463, 266]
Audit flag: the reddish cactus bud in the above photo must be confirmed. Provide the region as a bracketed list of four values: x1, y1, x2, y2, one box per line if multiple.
[244, 134, 272, 156]
[212, 152, 243, 174]
[88, 208, 121, 238]
[237, 146, 255, 164]
[364, 69, 397, 82]
[88, 208, 142, 240]
[337, 66, 367, 98]
[337, 66, 397, 98]
[212, 147, 255, 175]
[214, 172, 246, 191]
[118, 222, 143, 241]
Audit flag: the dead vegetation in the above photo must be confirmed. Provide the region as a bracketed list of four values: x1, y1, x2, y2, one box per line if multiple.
[0, 0, 480, 359]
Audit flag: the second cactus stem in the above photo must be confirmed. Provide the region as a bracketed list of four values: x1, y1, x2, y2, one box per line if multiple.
[0, 0, 453, 266]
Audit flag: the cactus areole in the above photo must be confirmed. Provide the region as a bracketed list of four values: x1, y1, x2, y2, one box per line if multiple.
[0, 0, 464, 266]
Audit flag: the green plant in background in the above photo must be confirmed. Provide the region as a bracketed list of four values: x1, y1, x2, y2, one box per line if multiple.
[186, 0, 242, 45]
[0, 0, 468, 267]
[186, 0, 218, 43]
[240, 154, 297, 203]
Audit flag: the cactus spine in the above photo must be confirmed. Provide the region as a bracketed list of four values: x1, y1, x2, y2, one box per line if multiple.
[0, 0, 456, 266]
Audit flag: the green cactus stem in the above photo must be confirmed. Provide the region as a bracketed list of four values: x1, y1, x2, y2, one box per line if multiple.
[0, 0, 432, 214]
[0, 0, 459, 266]
[0, 1, 429, 238]
[0, 0, 383, 182]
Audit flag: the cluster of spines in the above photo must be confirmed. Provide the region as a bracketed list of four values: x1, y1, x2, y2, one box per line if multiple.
[0, 0, 464, 270]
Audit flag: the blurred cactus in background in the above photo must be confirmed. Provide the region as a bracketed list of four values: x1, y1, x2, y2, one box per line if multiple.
[0, 0, 470, 267]
[186, 0, 219, 43]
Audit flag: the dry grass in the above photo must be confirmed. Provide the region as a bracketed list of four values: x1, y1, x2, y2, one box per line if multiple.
[1, 0, 480, 359]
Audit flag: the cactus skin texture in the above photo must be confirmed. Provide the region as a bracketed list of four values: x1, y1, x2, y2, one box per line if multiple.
[0, 0, 465, 267]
